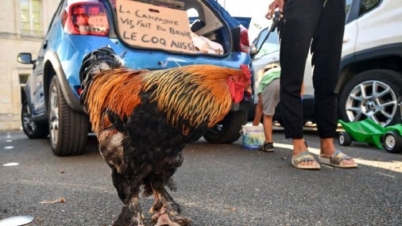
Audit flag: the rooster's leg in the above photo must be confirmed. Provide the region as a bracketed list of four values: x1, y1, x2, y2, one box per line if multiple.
[98, 129, 144, 225]
[150, 185, 191, 226]
[113, 195, 144, 226]
[111, 168, 130, 203]
[109, 167, 144, 226]
[150, 185, 180, 213]
[99, 131, 130, 203]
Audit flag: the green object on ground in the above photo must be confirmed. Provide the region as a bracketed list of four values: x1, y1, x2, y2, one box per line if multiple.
[338, 119, 402, 150]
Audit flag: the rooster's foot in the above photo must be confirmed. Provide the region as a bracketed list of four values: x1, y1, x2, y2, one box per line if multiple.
[151, 206, 191, 226]
[113, 202, 145, 226]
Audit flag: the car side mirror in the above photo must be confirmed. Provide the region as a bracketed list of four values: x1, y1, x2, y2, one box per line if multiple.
[250, 43, 258, 59]
[17, 53, 33, 64]
[250, 27, 269, 60]
[250, 11, 282, 60]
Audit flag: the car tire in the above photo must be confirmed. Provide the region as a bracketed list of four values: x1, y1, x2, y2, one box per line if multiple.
[337, 132, 352, 146]
[339, 69, 402, 126]
[21, 100, 49, 139]
[204, 110, 248, 144]
[382, 131, 402, 153]
[48, 77, 89, 156]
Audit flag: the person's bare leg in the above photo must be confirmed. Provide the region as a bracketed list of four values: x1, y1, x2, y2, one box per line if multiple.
[253, 94, 263, 126]
[320, 138, 357, 165]
[292, 139, 320, 168]
[262, 114, 274, 142]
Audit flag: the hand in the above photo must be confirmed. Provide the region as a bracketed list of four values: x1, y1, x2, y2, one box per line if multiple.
[266, 0, 284, 19]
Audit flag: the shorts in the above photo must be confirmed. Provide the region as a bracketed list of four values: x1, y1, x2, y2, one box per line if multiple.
[262, 78, 280, 116]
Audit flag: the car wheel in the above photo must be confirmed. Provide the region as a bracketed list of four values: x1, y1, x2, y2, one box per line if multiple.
[48, 77, 89, 156]
[21, 100, 49, 139]
[337, 132, 352, 146]
[339, 69, 402, 126]
[382, 131, 402, 153]
[204, 110, 248, 144]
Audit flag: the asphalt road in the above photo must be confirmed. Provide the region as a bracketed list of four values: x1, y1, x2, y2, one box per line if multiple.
[1, 129, 402, 226]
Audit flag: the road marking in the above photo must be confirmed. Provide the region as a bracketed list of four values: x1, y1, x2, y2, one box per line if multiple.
[3, 162, 19, 166]
[375, 172, 396, 178]
[274, 143, 402, 173]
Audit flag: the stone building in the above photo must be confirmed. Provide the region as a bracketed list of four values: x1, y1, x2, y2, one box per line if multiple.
[0, 0, 58, 131]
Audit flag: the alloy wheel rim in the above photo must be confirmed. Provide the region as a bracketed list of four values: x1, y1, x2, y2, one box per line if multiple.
[22, 105, 36, 134]
[49, 86, 59, 146]
[345, 80, 398, 126]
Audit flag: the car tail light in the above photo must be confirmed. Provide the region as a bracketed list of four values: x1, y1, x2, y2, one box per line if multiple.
[77, 87, 83, 96]
[63, 2, 109, 36]
[239, 25, 250, 53]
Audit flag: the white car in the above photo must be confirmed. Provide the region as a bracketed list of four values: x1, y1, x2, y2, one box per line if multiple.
[337, 0, 402, 126]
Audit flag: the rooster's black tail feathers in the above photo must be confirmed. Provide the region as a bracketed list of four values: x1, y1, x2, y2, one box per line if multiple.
[79, 46, 124, 108]
[79, 46, 124, 83]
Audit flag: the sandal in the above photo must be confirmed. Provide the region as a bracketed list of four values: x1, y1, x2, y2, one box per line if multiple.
[318, 150, 358, 168]
[291, 151, 321, 170]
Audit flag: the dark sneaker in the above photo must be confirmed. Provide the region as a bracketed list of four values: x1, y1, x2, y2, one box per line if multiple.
[259, 142, 274, 152]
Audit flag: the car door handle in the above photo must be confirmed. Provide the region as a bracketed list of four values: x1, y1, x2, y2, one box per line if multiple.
[343, 38, 349, 43]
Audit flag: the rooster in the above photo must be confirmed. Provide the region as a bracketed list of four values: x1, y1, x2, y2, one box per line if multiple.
[79, 46, 251, 226]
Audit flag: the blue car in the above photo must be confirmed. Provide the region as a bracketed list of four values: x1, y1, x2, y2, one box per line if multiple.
[16, 0, 254, 156]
